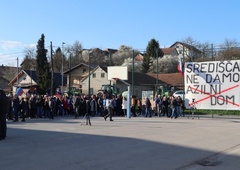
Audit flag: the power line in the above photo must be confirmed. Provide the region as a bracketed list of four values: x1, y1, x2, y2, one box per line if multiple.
[0, 55, 22, 62]
[0, 51, 25, 57]
[0, 58, 18, 63]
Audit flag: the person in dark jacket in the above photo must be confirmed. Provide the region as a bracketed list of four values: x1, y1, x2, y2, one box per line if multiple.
[84, 96, 91, 126]
[73, 95, 80, 119]
[7, 94, 13, 120]
[12, 94, 20, 122]
[90, 95, 97, 117]
[161, 96, 169, 117]
[145, 97, 152, 117]
[19, 97, 27, 122]
[170, 96, 178, 119]
[0, 89, 10, 140]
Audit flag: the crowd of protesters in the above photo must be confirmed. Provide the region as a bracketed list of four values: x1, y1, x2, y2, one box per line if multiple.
[5, 91, 185, 123]
[153, 94, 184, 118]
[6, 92, 126, 122]
[1, 88, 185, 142]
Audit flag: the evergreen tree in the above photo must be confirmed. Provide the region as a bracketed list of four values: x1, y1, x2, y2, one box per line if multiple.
[36, 34, 51, 93]
[146, 38, 160, 59]
[141, 52, 151, 73]
[142, 38, 164, 73]
[142, 38, 160, 73]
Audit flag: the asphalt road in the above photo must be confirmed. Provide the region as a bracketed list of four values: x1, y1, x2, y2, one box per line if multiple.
[1, 115, 240, 170]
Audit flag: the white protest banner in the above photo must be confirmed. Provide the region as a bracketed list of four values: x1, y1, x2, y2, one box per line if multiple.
[184, 60, 240, 110]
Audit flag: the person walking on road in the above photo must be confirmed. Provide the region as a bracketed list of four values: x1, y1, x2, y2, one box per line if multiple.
[104, 95, 114, 121]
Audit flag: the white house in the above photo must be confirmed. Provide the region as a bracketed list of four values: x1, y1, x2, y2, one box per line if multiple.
[170, 41, 202, 60]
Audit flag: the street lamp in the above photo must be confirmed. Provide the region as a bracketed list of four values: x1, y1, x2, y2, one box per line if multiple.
[132, 50, 134, 95]
[156, 48, 159, 95]
[88, 51, 92, 96]
[61, 42, 65, 94]
[68, 51, 72, 94]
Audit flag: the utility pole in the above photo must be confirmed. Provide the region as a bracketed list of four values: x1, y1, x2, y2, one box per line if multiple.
[68, 52, 71, 94]
[109, 51, 111, 85]
[132, 50, 134, 95]
[30, 55, 33, 94]
[88, 52, 91, 96]
[50, 41, 54, 95]
[156, 48, 159, 95]
[61, 42, 65, 94]
[17, 57, 19, 87]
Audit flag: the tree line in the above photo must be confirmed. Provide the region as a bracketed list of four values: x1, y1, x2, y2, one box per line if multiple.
[21, 34, 240, 94]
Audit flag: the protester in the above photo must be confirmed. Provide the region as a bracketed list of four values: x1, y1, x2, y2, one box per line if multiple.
[155, 95, 162, 117]
[161, 96, 169, 117]
[104, 95, 114, 121]
[137, 98, 142, 116]
[131, 95, 137, 117]
[0, 89, 10, 140]
[12, 94, 20, 122]
[19, 97, 27, 122]
[122, 97, 127, 117]
[90, 95, 97, 117]
[145, 97, 152, 117]
[84, 96, 91, 126]
[170, 96, 178, 119]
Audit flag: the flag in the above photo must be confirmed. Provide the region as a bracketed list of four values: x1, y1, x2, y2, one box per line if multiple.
[16, 87, 24, 96]
[178, 58, 184, 76]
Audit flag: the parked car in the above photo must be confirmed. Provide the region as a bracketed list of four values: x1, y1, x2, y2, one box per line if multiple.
[173, 90, 185, 99]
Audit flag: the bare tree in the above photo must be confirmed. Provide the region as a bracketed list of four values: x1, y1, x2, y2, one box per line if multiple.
[182, 36, 213, 59]
[65, 41, 83, 67]
[52, 47, 62, 72]
[21, 47, 36, 70]
[218, 39, 240, 60]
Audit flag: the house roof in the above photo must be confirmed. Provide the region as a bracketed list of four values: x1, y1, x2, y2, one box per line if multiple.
[170, 41, 201, 53]
[0, 65, 18, 81]
[81, 65, 107, 82]
[63, 63, 94, 74]
[0, 77, 11, 91]
[148, 73, 183, 89]
[105, 48, 118, 54]
[135, 54, 144, 62]
[162, 48, 174, 55]
[0, 65, 18, 90]
[9, 69, 67, 87]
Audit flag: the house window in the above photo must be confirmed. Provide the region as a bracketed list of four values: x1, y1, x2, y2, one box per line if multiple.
[101, 73, 105, 78]
[83, 69, 86, 73]
[92, 73, 96, 78]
